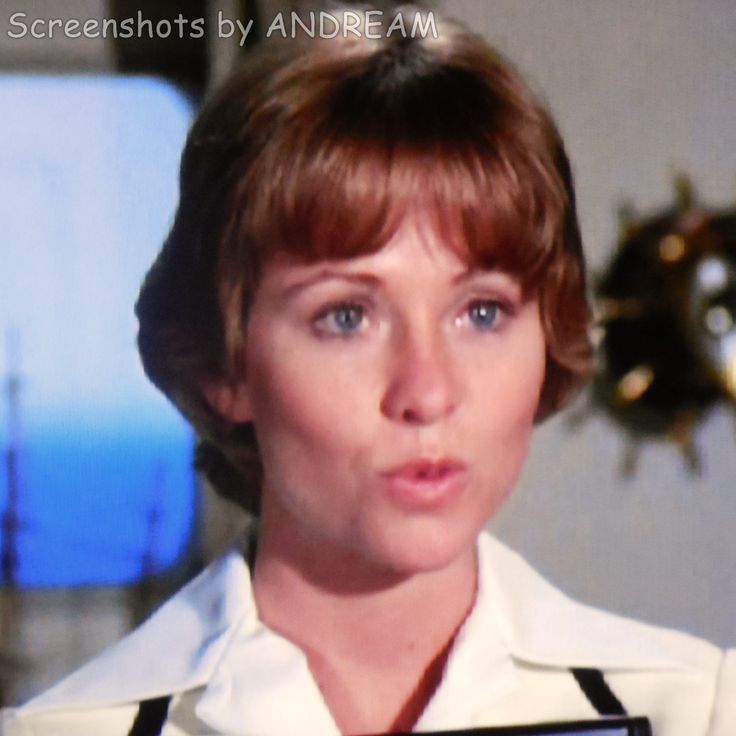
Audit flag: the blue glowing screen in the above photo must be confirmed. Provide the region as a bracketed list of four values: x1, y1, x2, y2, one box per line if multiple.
[0, 75, 195, 587]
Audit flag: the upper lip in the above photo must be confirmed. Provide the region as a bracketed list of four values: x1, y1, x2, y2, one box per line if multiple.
[382, 457, 467, 480]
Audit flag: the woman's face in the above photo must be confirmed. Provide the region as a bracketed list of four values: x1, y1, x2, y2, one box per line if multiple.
[228, 216, 546, 576]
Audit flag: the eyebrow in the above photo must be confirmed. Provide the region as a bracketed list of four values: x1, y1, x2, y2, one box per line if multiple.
[453, 267, 519, 290]
[451, 266, 477, 285]
[279, 269, 382, 300]
[278, 263, 519, 301]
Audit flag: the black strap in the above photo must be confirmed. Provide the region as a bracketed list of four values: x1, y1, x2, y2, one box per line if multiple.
[126, 668, 627, 734]
[127, 695, 172, 736]
[385, 719, 651, 735]
[570, 667, 627, 716]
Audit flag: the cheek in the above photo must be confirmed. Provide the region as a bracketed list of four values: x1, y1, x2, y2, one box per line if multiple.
[470, 367, 542, 512]
[466, 327, 546, 470]
[485, 336, 545, 423]
[481, 375, 539, 456]
[244, 346, 374, 469]
[510, 353, 546, 429]
[511, 319, 547, 423]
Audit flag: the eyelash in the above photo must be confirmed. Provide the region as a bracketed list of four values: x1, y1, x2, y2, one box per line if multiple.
[312, 301, 369, 338]
[311, 296, 516, 339]
[461, 298, 514, 331]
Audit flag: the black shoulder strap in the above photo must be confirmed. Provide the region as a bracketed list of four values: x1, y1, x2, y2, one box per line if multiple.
[125, 668, 626, 734]
[570, 667, 627, 716]
[127, 695, 172, 736]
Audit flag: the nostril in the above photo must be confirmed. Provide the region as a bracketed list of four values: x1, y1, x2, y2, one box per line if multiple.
[401, 407, 420, 424]
[381, 345, 459, 425]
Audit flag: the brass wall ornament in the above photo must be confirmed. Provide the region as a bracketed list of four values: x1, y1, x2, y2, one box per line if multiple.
[588, 177, 736, 476]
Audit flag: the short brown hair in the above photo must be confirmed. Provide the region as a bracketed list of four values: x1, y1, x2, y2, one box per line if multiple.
[136, 6, 592, 513]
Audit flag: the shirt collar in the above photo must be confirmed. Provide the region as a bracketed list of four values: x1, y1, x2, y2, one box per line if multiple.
[413, 535, 517, 730]
[195, 534, 515, 734]
[195, 534, 520, 734]
[21, 531, 710, 725]
[22, 550, 253, 713]
[480, 532, 718, 672]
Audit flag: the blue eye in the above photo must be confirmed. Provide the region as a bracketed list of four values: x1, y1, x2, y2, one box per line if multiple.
[468, 300, 500, 329]
[316, 303, 366, 335]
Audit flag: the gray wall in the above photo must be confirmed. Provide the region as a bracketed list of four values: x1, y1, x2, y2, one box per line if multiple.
[440, 0, 736, 646]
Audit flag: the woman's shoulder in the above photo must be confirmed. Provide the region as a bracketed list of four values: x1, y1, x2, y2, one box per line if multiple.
[477, 532, 721, 671]
[474, 532, 729, 733]
[709, 649, 736, 735]
[1, 549, 254, 736]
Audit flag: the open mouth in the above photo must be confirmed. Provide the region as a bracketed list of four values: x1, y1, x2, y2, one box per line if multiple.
[382, 458, 468, 510]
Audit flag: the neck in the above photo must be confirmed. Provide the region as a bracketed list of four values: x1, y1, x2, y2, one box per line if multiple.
[251, 503, 478, 733]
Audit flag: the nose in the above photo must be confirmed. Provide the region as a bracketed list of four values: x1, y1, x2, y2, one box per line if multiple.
[380, 329, 459, 426]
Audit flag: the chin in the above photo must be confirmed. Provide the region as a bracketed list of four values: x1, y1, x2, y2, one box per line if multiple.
[360, 519, 481, 578]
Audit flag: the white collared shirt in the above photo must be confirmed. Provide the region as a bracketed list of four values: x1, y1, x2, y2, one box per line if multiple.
[2, 533, 730, 735]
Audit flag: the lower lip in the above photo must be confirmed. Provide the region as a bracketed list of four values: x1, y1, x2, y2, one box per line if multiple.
[382, 468, 468, 511]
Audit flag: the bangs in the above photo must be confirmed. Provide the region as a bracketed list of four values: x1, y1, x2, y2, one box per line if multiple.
[238, 38, 568, 294]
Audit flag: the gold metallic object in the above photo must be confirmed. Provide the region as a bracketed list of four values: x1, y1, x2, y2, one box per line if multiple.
[589, 175, 736, 476]
[658, 234, 686, 263]
[616, 366, 654, 403]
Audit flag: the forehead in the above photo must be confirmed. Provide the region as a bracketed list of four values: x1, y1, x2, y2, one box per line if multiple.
[330, 215, 471, 273]
[257, 215, 522, 298]
[270, 212, 458, 267]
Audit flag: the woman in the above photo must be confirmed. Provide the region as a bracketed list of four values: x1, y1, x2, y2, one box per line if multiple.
[2, 6, 732, 735]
